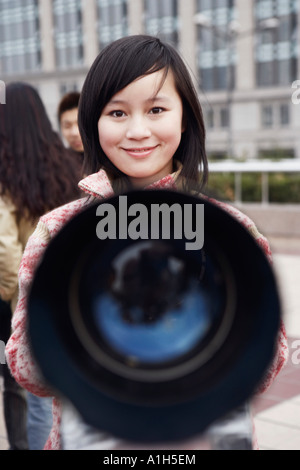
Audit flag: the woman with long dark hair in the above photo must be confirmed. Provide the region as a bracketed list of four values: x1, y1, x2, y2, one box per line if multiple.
[6, 37, 288, 450]
[0, 82, 82, 449]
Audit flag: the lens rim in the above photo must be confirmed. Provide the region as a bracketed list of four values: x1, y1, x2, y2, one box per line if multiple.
[68, 238, 237, 386]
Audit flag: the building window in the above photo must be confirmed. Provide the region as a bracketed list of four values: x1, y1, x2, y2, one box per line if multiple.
[280, 103, 290, 126]
[96, 0, 128, 49]
[0, 0, 41, 75]
[204, 105, 230, 129]
[262, 104, 274, 127]
[144, 0, 178, 45]
[59, 82, 79, 97]
[255, 0, 298, 87]
[53, 0, 83, 69]
[195, 0, 236, 91]
[206, 108, 214, 128]
[220, 107, 229, 127]
[261, 102, 290, 128]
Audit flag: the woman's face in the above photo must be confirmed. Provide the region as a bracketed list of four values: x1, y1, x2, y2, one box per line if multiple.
[98, 69, 184, 188]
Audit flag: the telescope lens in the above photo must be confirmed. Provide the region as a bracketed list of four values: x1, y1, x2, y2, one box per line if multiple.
[28, 189, 281, 433]
[93, 274, 210, 364]
[70, 239, 231, 377]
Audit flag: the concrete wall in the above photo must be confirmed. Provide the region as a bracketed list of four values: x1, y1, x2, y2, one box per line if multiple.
[236, 204, 300, 238]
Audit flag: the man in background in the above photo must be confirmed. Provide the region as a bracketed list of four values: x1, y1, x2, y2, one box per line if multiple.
[58, 92, 84, 163]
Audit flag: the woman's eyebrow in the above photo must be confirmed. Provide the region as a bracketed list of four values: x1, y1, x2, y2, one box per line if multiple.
[148, 95, 171, 103]
[106, 95, 171, 106]
[106, 99, 127, 106]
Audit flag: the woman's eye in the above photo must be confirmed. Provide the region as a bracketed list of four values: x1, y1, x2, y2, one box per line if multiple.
[150, 107, 164, 115]
[110, 110, 126, 118]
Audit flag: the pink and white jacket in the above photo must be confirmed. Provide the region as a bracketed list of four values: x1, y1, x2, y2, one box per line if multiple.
[5, 169, 288, 450]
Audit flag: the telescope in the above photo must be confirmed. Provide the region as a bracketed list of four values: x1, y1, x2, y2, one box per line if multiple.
[27, 189, 281, 448]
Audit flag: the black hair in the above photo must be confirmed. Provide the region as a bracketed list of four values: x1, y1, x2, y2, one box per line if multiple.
[58, 91, 81, 124]
[78, 35, 208, 192]
[0, 83, 82, 219]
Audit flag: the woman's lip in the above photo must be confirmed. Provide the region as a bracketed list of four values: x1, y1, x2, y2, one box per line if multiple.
[122, 146, 158, 157]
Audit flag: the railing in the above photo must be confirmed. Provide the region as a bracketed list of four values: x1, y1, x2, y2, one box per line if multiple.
[208, 159, 300, 204]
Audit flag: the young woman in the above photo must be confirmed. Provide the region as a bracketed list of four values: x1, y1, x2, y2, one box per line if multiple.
[0, 82, 82, 449]
[5, 36, 288, 450]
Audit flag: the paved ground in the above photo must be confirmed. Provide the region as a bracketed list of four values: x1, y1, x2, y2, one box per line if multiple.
[251, 237, 300, 450]
[0, 235, 299, 451]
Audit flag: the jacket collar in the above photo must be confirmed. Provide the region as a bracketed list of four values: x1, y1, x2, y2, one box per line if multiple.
[78, 163, 182, 199]
[78, 170, 115, 199]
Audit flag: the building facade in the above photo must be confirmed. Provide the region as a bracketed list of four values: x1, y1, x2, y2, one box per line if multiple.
[1, 0, 300, 159]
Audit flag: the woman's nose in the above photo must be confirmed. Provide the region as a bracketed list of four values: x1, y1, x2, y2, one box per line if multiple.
[125, 116, 151, 140]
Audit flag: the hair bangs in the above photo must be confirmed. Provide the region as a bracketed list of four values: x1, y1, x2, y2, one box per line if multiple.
[98, 36, 171, 108]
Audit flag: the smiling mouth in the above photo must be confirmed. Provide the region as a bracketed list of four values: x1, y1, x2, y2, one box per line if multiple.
[124, 146, 157, 153]
[122, 146, 158, 157]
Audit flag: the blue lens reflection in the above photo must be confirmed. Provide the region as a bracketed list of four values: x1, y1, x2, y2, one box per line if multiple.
[92, 282, 211, 364]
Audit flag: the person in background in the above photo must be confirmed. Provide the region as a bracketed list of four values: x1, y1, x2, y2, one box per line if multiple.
[0, 298, 27, 450]
[0, 82, 82, 449]
[57, 91, 84, 168]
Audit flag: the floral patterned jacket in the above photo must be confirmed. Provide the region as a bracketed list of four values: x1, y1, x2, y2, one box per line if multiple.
[5, 169, 288, 450]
